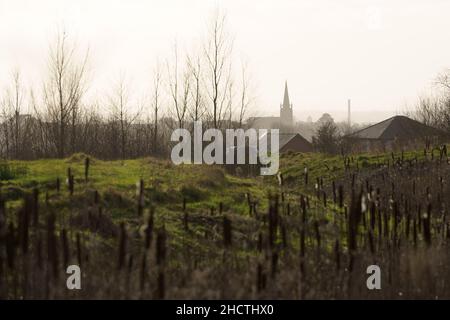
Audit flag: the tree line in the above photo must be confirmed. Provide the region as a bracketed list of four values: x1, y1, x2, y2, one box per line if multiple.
[0, 12, 254, 160]
[1, 10, 449, 161]
[410, 70, 450, 134]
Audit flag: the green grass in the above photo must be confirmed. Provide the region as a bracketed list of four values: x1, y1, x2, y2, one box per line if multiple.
[0, 148, 431, 250]
[0, 148, 434, 215]
[1, 153, 270, 217]
[276, 148, 432, 192]
[1, 147, 448, 298]
[0, 154, 275, 263]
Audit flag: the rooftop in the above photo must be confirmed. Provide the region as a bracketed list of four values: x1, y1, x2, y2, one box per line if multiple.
[345, 115, 447, 140]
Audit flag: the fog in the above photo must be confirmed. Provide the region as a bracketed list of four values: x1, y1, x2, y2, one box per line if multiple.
[1, 0, 450, 122]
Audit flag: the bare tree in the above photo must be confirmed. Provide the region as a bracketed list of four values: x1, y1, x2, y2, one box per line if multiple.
[434, 69, 450, 132]
[167, 43, 190, 129]
[226, 77, 234, 128]
[436, 69, 450, 91]
[204, 11, 234, 128]
[0, 96, 10, 158]
[0, 69, 29, 159]
[238, 60, 253, 127]
[0, 9, 257, 161]
[77, 101, 103, 156]
[413, 94, 450, 133]
[410, 70, 450, 134]
[180, 68, 191, 127]
[108, 75, 141, 161]
[151, 62, 162, 155]
[187, 54, 205, 122]
[42, 29, 89, 158]
[10, 70, 24, 158]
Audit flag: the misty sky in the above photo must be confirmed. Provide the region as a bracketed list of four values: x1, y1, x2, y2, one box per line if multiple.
[1, 0, 450, 123]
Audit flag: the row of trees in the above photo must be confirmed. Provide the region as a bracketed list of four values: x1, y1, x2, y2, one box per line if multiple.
[2, 11, 448, 160]
[411, 70, 450, 134]
[0, 12, 255, 160]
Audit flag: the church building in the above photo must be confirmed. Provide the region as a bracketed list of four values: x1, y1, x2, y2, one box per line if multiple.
[248, 81, 313, 153]
[247, 81, 294, 132]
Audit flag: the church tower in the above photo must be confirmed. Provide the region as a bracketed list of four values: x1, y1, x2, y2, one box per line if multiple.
[280, 81, 293, 132]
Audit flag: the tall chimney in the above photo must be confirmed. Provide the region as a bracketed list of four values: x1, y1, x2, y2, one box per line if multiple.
[347, 99, 351, 127]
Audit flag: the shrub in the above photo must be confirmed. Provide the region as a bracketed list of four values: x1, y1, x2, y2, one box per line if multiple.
[312, 120, 341, 154]
[0, 161, 28, 180]
[181, 185, 205, 201]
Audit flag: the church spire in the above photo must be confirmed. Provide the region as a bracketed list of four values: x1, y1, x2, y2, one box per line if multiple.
[280, 80, 293, 132]
[282, 81, 290, 108]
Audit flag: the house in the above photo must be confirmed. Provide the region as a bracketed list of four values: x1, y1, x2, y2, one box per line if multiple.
[344, 115, 448, 152]
[260, 132, 313, 153]
[278, 133, 313, 153]
[223, 132, 312, 176]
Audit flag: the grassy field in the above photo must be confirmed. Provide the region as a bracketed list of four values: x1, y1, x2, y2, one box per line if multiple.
[0, 148, 449, 299]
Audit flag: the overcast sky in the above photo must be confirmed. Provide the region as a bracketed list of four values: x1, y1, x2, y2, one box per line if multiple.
[1, 0, 450, 122]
